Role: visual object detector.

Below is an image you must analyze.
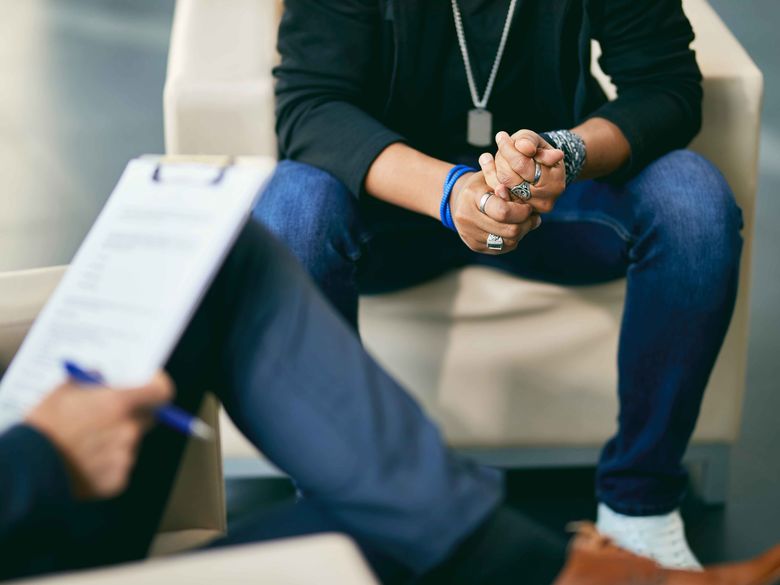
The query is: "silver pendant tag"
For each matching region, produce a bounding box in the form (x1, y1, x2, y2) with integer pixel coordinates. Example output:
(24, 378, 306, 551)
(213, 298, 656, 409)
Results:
(467, 108, 493, 147)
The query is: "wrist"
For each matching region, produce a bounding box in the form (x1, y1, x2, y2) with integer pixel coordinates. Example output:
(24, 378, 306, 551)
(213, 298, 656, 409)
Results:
(450, 172, 475, 211)
(440, 165, 476, 231)
(540, 129, 587, 186)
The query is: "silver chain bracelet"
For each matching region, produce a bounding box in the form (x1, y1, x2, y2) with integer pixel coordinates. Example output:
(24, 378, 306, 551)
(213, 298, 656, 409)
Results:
(540, 130, 587, 186)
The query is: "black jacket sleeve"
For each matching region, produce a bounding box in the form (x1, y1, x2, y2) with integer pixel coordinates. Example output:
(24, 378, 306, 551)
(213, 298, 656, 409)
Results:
(587, 0, 703, 181)
(274, 0, 404, 196)
(0, 425, 73, 548)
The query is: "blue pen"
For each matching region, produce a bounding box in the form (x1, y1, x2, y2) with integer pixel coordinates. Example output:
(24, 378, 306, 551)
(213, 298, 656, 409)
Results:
(64, 360, 214, 441)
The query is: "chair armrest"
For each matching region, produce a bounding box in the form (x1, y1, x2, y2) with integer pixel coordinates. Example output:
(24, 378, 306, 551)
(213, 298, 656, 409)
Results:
(9, 535, 379, 585)
(685, 0, 763, 211)
(163, 0, 280, 157)
(592, 0, 763, 211)
(0, 266, 66, 368)
(684, 0, 763, 438)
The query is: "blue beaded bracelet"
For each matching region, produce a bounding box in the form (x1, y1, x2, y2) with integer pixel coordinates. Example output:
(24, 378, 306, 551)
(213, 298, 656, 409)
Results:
(440, 164, 476, 231)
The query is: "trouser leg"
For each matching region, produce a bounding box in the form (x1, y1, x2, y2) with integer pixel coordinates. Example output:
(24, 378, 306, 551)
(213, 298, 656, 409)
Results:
(210, 220, 502, 574)
(33, 213, 480, 577)
(478, 150, 742, 514)
(252, 160, 368, 328)
(595, 151, 742, 514)
(206, 220, 566, 584)
(44, 215, 565, 580)
(252, 160, 470, 324)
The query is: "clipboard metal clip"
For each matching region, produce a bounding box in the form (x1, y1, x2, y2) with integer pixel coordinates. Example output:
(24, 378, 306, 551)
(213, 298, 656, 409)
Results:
(150, 155, 235, 186)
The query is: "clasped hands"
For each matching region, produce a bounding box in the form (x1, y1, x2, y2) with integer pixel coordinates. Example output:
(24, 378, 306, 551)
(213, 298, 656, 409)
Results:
(450, 130, 566, 254)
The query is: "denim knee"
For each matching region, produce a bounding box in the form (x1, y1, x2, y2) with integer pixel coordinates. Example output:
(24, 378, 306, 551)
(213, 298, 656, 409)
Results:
(628, 150, 743, 302)
(253, 160, 364, 269)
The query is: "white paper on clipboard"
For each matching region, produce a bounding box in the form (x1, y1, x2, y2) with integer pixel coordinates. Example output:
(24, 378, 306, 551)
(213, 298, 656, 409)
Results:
(0, 157, 274, 433)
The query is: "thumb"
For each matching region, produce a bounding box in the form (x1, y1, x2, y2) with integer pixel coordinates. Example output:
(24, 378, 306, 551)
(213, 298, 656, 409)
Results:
(534, 148, 565, 167)
(494, 184, 512, 202)
(118, 371, 175, 413)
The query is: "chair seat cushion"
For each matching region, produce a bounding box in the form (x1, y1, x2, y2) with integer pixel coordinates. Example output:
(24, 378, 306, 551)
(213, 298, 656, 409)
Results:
(358, 266, 741, 447)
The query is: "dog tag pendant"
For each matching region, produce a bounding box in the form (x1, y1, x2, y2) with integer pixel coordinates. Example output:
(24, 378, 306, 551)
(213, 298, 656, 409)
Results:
(467, 108, 493, 147)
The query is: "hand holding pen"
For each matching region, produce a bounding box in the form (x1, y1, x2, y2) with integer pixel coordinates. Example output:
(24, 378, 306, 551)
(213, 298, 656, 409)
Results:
(27, 370, 176, 499)
(64, 361, 214, 441)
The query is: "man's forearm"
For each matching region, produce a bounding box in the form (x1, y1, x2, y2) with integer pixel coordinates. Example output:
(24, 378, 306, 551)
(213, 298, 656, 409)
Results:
(0, 425, 74, 579)
(365, 118, 630, 219)
(0, 425, 72, 540)
(364, 142, 457, 220)
(571, 117, 631, 180)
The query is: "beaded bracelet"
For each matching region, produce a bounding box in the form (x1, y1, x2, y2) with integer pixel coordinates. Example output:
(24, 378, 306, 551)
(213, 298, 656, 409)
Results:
(539, 130, 587, 186)
(440, 164, 476, 231)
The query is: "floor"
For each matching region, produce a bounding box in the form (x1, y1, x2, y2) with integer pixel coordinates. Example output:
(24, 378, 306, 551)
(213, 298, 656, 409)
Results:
(0, 0, 777, 568)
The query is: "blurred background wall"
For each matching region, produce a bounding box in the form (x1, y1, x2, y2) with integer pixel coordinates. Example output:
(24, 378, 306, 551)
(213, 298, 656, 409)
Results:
(0, 0, 776, 561)
(0, 0, 173, 272)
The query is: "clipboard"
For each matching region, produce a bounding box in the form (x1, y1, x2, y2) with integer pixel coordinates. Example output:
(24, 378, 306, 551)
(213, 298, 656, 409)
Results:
(0, 155, 275, 433)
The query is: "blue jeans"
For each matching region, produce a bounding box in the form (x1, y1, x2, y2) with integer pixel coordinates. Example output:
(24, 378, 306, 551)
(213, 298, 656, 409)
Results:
(255, 150, 743, 516)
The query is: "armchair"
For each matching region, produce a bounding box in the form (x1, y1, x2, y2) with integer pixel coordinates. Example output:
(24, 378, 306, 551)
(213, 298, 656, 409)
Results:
(0, 0, 763, 576)
(163, 0, 763, 505)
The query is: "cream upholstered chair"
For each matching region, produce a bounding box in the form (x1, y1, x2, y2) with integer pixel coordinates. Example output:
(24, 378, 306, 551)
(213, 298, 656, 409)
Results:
(9, 535, 378, 585)
(0, 0, 762, 574)
(163, 0, 763, 504)
(0, 268, 66, 368)
(0, 267, 226, 556)
(164, 0, 764, 498)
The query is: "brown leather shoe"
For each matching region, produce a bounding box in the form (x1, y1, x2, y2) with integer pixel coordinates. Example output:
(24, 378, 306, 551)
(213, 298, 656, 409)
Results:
(553, 523, 780, 585)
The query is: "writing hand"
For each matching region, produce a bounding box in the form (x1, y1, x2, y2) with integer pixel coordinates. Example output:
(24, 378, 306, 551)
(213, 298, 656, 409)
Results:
(26, 372, 174, 500)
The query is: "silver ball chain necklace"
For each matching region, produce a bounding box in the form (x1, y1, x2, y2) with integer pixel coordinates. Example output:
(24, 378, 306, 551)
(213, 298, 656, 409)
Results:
(450, 0, 519, 147)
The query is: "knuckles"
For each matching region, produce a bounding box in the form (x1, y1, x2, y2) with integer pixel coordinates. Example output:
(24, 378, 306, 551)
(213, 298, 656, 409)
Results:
(493, 205, 511, 223)
(509, 158, 529, 176)
(533, 199, 555, 214)
(496, 170, 513, 185)
(505, 224, 523, 240)
(511, 129, 536, 142)
(516, 205, 533, 222)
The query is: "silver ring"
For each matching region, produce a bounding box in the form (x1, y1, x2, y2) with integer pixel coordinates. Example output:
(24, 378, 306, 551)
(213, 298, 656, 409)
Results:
(487, 233, 504, 251)
(532, 161, 542, 186)
(478, 192, 494, 215)
(510, 182, 532, 202)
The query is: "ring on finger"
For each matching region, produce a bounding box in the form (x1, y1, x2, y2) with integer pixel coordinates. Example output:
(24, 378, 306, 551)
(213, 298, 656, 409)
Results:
(532, 161, 542, 186)
(487, 233, 504, 251)
(510, 182, 532, 202)
(478, 192, 494, 215)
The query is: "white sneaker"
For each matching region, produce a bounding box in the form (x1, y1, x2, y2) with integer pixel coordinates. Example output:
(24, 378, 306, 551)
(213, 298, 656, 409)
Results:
(596, 502, 703, 570)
